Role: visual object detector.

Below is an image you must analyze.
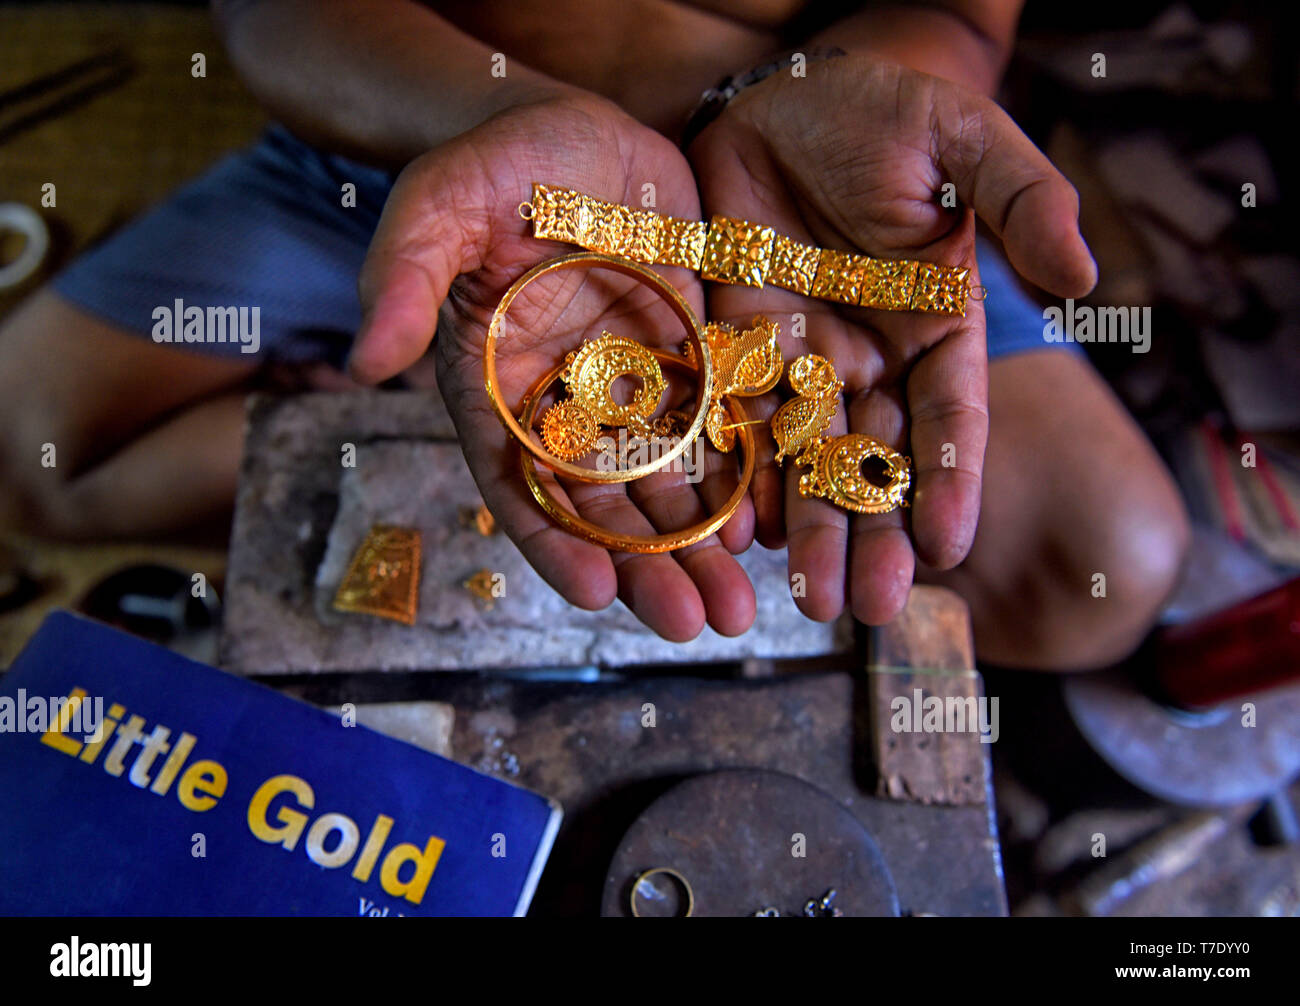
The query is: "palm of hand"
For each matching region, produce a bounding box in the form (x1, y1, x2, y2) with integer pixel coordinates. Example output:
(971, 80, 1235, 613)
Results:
(687, 57, 1089, 624)
(352, 96, 758, 641)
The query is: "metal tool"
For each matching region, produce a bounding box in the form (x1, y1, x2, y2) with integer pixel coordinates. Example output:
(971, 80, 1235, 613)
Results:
(602, 769, 900, 917)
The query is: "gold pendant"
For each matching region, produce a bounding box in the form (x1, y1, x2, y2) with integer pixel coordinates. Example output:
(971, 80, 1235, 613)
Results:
(332, 524, 421, 625)
(538, 331, 668, 459)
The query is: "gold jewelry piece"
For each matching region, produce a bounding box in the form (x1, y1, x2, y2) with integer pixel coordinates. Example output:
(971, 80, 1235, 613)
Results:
(797, 433, 912, 514)
(538, 332, 669, 461)
(770, 353, 844, 462)
(458, 504, 497, 536)
(520, 351, 755, 553)
(332, 524, 421, 625)
(771, 355, 913, 514)
(683, 315, 784, 452)
(520, 183, 973, 316)
(484, 253, 713, 483)
(463, 568, 500, 610)
(630, 867, 695, 917)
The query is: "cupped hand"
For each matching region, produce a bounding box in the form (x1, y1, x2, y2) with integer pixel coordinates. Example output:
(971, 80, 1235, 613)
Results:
(687, 55, 1096, 625)
(349, 94, 757, 641)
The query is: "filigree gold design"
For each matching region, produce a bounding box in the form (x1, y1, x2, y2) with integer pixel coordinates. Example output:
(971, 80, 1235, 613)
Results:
(540, 399, 600, 461)
(769, 235, 822, 295)
(685, 315, 784, 452)
(811, 249, 872, 305)
(700, 216, 775, 287)
(770, 354, 843, 462)
(332, 524, 421, 625)
(859, 258, 920, 311)
(535, 331, 669, 460)
(562, 333, 666, 436)
(463, 568, 500, 610)
(522, 184, 973, 315)
(656, 217, 707, 270)
(909, 263, 972, 315)
(769, 355, 913, 514)
(795, 434, 912, 514)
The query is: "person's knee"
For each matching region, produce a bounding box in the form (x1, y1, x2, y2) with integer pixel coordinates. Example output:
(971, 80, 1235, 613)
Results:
(0, 369, 72, 539)
(0, 398, 64, 538)
(0, 295, 97, 538)
(1022, 461, 1191, 670)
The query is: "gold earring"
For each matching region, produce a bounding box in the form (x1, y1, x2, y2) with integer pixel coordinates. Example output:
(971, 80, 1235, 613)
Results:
(770, 353, 843, 462)
(519, 349, 755, 553)
(538, 331, 669, 461)
(770, 354, 913, 514)
(797, 433, 912, 514)
(483, 253, 714, 484)
(684, 315, 784, 452)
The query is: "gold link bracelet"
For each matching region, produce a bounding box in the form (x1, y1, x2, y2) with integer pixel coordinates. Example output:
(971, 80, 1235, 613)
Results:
(520, 183, 975, 317)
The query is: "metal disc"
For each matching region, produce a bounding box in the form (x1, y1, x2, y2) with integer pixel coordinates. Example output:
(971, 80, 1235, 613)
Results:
(1064, 671, 1300, 807)
(601, 768, 899, 917)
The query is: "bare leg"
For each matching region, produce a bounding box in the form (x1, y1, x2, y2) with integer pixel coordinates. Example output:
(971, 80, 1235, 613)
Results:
(0, 290, 258, 539)
(919, 351, 1191, 670)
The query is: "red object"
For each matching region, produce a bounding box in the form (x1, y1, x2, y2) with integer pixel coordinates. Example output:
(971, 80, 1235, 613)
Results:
(1156, 577, 1300, 709)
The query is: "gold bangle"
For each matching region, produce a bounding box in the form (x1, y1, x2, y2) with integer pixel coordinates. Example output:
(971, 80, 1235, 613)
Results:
(520, 183, 973, 316)
(483, 252, 714, 484)
(519, 351, 755, 553)
(629, 867, 695, 917)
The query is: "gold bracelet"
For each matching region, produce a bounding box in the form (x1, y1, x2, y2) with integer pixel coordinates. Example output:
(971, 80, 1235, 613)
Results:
(483, 252, 714, 484)
(519, 350, 755, 553)
(519, 183, 973, 316)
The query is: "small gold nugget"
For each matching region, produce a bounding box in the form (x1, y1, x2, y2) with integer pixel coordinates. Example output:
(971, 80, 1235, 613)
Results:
(332, 524, 421, 625)
(458, 503, 497, 536)
(463, 568, 500, 610)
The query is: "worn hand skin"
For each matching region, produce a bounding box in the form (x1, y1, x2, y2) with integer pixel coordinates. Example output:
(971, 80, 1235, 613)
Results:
(349, 95, 759, 642)
(686, 54, 1096, 626)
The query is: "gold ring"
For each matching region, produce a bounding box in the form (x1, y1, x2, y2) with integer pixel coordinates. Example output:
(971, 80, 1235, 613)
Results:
(519, 350, 754, 553)
(630, 867, 695, 917)
(483, 252, 713, 484)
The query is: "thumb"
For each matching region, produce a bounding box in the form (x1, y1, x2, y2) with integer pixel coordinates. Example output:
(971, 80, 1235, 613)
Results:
(348, 148, 488, 384)
(936, 93, 1098, 298)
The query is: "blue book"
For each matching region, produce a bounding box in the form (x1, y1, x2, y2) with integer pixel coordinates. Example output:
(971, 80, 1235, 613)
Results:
(0, 612, 561, 916)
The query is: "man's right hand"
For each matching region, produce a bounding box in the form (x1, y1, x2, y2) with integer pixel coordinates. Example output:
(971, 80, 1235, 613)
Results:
(348, 95, 759, 641)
